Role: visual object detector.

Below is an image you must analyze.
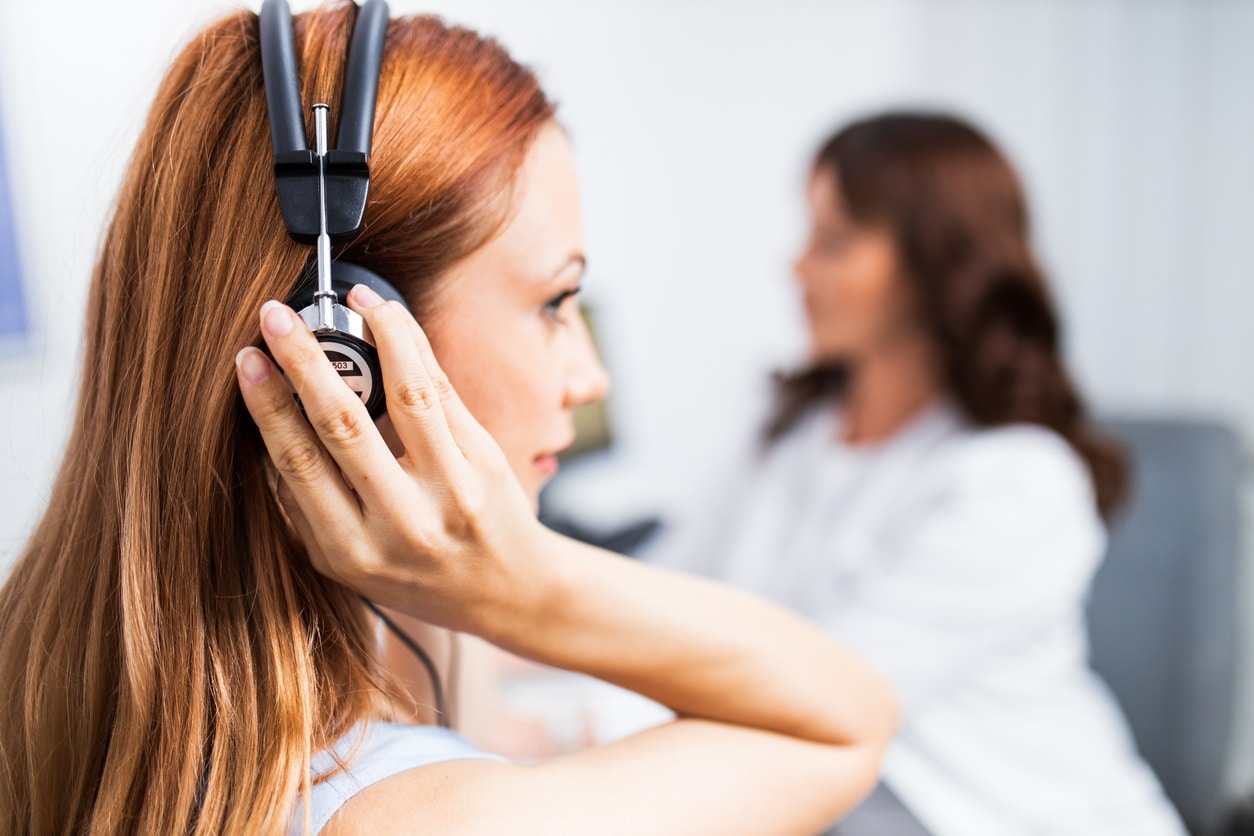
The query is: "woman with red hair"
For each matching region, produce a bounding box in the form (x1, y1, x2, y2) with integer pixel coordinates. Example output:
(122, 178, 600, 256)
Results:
(0, 4, 897, 834)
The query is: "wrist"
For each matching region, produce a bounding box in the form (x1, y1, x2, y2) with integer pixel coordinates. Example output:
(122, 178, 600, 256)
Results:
(471, 519, 573, 655)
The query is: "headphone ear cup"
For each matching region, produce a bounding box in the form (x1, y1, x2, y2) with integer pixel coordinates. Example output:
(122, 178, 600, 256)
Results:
(284, 259, 410, 420)
(333, 260, 412, 312)
(286, 259, 411, 314)
(305, 330, 386, 418)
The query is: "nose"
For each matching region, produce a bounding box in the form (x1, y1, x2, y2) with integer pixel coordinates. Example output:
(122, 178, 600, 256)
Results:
(792, 246, 812, 287)
(563, 315, 611, 409)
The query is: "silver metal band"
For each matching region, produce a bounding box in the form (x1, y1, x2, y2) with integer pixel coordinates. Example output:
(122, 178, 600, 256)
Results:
(312, 103, 336, 330)
(296, 303, 372, 341)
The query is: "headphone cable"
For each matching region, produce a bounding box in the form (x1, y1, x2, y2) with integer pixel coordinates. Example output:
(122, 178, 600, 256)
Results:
(361, 597, 450, 729)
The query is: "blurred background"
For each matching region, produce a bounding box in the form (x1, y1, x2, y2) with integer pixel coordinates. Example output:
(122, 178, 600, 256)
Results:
(1, 0, 1251, 827)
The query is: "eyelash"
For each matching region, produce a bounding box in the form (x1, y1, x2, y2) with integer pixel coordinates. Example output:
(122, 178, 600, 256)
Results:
(544, 287, 581, 321)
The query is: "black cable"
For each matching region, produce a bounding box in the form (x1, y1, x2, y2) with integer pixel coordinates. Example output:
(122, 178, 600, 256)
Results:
(361, 598, 449, 728)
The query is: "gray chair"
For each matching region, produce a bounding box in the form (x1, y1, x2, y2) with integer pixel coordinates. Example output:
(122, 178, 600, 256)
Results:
(1089, 418, 1244, 834)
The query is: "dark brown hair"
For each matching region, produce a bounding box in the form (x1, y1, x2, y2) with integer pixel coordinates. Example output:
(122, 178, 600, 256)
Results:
(0, 3, 553, 833)
(768, 112, 1127, 516)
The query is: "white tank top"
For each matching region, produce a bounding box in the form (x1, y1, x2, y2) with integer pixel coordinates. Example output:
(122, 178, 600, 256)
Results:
(288, 722, 506, 835)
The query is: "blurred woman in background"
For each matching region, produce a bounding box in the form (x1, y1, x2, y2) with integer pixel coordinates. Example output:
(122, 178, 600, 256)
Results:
(648, 112, 1186, 836)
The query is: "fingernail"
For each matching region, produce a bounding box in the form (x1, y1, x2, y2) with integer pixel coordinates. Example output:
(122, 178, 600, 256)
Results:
(261, 300, 294, 338)
(352, 283, 384, 308)
(236, 347, 271, 383)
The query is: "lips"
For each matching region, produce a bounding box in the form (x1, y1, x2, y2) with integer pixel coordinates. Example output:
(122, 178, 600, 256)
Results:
(533, 435, 575, 478)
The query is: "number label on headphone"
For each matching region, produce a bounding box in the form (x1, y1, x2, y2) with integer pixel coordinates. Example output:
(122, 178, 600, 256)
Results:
(323, 343, 374, 402)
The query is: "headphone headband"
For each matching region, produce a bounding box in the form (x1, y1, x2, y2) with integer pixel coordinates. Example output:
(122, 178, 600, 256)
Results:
(259, 0, 389, 245)
(258, 0, 407, 423)
(337, 0, 388, 157)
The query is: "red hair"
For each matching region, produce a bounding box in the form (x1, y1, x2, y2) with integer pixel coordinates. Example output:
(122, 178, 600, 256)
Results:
(0, 3, 554, 833)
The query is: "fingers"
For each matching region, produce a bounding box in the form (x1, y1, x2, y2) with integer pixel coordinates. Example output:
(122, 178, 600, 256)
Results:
(256, 300, 406, 503)
(400, 304, 498, 458)
(274, 474, 332, 578)
(234, 345, 361, 541)
(345, 285, 474, 471)
(347, 285, 495, 459)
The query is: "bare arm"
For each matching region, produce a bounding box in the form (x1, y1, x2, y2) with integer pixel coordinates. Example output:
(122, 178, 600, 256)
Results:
(325, 722, 882, 836)
(236, 291, 898, 834)
(490, 535, 894, 751)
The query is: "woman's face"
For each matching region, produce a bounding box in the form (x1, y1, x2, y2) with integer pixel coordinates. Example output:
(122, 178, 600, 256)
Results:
(793, 166, 918, 363)
(419, 122, 609, 507)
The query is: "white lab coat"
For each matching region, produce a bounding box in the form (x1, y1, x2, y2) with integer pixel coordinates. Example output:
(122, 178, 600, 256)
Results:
(645, 400, 1186, 836)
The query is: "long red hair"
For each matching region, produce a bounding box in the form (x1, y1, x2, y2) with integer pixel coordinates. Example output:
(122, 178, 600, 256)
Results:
(0, 4, 553, 833)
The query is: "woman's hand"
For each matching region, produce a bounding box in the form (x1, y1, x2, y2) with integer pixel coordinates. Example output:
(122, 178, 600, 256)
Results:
(237, 286, 899, 834)
(234, 286, 544, 635)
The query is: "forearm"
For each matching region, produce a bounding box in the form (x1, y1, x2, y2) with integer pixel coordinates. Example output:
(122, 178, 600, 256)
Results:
(238, 299, 895, 751)
(478, 528, 898, 749)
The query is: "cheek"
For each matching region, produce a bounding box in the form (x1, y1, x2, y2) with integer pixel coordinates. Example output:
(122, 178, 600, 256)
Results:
(803, 241, 909, 359)
(441, 347, 527, 440)
(843, 246, 892, 301)
(428, 323, 558, 480)
(802, 269, 858, 342)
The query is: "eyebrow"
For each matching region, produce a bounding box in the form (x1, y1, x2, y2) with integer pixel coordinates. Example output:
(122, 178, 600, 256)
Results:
(549, 252, 587, 281)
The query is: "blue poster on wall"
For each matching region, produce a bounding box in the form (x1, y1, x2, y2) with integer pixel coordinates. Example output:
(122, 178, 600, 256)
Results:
(0, 104, 27, 338)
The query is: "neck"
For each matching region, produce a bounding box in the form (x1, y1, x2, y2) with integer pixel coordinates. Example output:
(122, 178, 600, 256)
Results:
(840, 333, 943, 445)
(377, 606, 452, 727)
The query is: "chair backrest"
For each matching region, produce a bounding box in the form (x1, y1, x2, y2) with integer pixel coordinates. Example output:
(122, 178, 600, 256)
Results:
(1089, 418, 1244, 832)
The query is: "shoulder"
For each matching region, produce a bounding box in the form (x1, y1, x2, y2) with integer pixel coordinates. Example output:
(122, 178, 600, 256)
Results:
(297, 722, 505, 836)
(882, 423, 1107, 589)
(895, 421, 1106, 565)
(923, 422, 1097, 511)
(319, 757, 514, 836)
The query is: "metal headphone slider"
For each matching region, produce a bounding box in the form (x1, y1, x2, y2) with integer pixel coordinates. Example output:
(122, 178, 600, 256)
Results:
(306, 103, 377, 349)
(311, 103, 338, 333)
(302, 103, 379, 405)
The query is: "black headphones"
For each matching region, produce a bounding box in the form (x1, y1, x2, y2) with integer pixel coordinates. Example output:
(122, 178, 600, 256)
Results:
(259, 0, 408, 420)
(260, 2, 451, 727)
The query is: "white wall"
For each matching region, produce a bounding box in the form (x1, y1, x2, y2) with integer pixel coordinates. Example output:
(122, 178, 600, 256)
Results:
(2, 0, 1252, 788)
(3, 0, 1251, 537)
